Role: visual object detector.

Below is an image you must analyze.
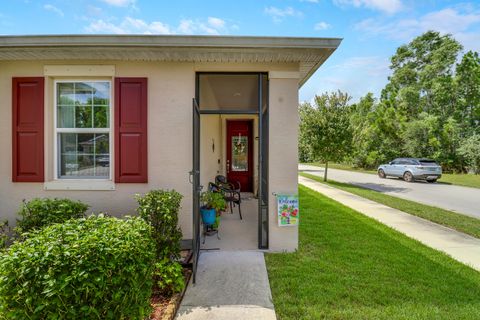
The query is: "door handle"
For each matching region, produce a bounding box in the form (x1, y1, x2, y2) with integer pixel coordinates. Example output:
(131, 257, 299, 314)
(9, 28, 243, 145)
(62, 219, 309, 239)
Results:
(226, 160, 230, 174)
(189, 170, 199, 184)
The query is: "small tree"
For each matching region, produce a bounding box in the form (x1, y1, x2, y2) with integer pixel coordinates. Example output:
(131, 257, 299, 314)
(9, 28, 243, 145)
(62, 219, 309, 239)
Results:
(300, 91, 352, 181)
(457, 134, 480, 174)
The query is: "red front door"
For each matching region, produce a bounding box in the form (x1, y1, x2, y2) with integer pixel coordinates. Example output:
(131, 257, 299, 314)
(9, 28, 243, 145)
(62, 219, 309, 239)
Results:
(226, 120, 253, 192)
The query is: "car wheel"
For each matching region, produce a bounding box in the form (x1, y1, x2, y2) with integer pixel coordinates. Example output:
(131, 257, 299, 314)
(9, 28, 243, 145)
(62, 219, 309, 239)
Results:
(378, 169, 386, 178)
(427, 179, 437, 183)
(403, 171, 414, 182)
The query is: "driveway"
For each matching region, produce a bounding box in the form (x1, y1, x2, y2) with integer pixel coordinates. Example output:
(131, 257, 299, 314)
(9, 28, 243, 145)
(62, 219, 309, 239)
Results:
(299, 164, 480, 219)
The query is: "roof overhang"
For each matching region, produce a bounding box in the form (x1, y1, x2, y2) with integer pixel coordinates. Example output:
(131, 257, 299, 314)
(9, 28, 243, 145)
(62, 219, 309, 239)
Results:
(0, 35, 342, 87)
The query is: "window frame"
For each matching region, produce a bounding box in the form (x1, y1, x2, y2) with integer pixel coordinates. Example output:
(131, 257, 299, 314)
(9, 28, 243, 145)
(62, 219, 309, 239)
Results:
(53, 79, 113, 181)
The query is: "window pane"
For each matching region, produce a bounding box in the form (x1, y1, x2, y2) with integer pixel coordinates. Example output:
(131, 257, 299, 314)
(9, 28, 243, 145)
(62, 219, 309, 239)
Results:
(93, 106, 109, 128)
(57, 82, 110, 129)
(60, 153, 78, 177)
(57, 105, 75, 128)
(74, 82, 93, 105)
(232, 136, 248, 171)
(59, 133, 109, 178)
(93, 82, 110, 105)
(95, 155, 110, 177)
(57, 83, 74, 106)
(94, 134, 109, 154)
(75, 106, 92, 128)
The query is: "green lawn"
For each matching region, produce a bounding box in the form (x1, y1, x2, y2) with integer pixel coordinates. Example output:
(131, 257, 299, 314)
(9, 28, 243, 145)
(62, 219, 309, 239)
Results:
(305, 162, 480, 189)
(439, 173, 480, 189)
(265, 186, 480, 320)
(300, 172, 480, 239)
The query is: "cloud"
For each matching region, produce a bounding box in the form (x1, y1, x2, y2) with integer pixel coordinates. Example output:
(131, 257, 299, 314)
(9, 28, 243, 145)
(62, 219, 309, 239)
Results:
(334, 0, 403, 14)
(264, 6, 303, 22)
(355, 7, 480, 42)
(84, 16, 231, 35)
(87, 5, 102, 16)
(207, 17, 225, 29)
(85, 17, 171, 34)
(85, 19, 127, 34)
(100, 0, 135, 7)
(420, 8, 480, 34)
(314, 21, 331, 30)
(300, 56, 391, 102)
(43, 4, 64, 17)
(329, 56, 390, 76)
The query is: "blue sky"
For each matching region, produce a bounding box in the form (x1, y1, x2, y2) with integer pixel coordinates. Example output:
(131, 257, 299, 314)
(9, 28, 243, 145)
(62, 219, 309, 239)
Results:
(1, 0, 480, 102)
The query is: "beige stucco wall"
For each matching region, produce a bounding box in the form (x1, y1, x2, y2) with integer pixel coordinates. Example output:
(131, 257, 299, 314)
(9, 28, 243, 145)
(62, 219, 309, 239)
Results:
(0, 60, 195, 238)
(0, 60, 299, 251)
(200, 115, 222, 189)
(268, 77, 299, 251)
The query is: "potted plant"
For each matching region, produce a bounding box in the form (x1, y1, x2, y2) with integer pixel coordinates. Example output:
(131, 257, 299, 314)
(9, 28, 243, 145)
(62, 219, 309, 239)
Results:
(200, 191, 226, 229)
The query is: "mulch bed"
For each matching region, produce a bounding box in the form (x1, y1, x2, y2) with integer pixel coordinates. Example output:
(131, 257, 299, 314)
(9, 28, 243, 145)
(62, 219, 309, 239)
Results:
(149, 250, 192, 320)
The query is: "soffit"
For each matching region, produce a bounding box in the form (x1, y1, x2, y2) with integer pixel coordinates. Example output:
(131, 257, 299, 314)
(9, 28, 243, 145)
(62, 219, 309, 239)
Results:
(0, 35, 342, 87)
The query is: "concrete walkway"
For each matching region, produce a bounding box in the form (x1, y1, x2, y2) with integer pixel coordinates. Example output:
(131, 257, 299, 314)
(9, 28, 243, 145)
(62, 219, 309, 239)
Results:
(176, 251, 276, 320)
(299, 175, 480, 271)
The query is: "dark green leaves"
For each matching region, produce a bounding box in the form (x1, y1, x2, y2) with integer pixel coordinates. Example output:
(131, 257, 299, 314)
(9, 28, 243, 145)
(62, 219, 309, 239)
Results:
(299, 91, 353, 166)
(135, 190, 184, 295)
(0, 215, 156, 319)
(16, 198, 89, 235)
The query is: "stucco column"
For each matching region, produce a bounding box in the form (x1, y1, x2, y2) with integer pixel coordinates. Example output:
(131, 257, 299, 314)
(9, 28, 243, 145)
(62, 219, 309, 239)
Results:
(268, 72, 300, 252)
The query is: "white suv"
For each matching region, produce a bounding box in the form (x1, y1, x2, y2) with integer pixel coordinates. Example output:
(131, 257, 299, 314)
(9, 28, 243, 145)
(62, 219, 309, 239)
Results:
(377, 158, 442, 183)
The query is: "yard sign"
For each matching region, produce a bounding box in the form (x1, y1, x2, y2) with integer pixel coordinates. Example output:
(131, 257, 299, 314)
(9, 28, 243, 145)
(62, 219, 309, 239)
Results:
(277, 194, 299, 226)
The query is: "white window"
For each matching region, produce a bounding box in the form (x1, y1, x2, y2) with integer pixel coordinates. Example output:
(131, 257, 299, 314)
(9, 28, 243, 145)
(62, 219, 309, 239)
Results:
(54, 81, 112, 180)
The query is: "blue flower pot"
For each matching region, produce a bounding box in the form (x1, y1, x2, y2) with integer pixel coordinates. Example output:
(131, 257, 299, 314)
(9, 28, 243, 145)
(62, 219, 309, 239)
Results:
(200, 208, 216, 226)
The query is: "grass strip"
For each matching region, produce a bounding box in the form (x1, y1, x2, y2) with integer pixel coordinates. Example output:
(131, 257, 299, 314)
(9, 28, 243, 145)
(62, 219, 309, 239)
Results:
(266, 185, 480, 320)
(300, 172, 480, 239)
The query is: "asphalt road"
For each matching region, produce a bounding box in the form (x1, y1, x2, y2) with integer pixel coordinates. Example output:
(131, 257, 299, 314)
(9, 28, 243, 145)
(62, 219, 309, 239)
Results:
(299, 164, 480, 219)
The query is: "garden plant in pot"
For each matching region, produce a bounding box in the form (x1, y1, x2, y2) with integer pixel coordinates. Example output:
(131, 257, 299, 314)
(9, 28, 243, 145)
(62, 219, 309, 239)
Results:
(200, 191, 227, 230)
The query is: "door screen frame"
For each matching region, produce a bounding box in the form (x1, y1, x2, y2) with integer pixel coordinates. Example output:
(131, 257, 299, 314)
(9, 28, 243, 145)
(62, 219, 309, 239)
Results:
(195, 72, 269, 249)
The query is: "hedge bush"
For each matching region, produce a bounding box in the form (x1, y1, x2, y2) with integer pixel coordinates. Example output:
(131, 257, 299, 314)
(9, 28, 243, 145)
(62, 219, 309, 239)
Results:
(16, 198, 89, 234)
(154, 258, 185, 296)
(0, 215, 156, 319)
(0, 220, 9, 249)
(136, 190, 184, 295)
(136, 190, 183, 260)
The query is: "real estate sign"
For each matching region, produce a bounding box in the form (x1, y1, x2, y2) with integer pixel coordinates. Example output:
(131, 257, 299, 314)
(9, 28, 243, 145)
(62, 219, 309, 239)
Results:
(277, 194, 299, 227)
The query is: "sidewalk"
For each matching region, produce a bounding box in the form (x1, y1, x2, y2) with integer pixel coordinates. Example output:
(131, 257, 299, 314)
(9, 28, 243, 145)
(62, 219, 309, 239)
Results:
(176, 251, 276, 320)
(299, 176, 480, 271)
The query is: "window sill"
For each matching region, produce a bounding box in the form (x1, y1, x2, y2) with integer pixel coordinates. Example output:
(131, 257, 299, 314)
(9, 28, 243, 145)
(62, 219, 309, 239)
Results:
(44, 180, 115, 191)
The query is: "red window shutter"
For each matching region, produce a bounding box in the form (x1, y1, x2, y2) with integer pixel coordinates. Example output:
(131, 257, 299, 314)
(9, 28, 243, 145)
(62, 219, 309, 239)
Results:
(115, 78, 148, 183)
(12, 77, 44, 182)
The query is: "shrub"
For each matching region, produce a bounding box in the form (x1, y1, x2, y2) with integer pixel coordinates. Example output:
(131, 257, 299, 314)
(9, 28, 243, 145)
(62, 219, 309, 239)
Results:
(458, 134, 480, 174)
(0, 215, 156, 319)
(136, 190, 184, 296)
(16, 198, 89, 234)
(0, 220, 9, 249)
(154, 258, 185, 296)
(136, 190, 183, 261)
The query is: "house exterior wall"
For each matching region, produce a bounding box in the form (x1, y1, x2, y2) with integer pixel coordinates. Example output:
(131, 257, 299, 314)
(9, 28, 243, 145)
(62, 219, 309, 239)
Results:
(1, 60, 195, 238)
(200, 115, 222, 189)
(268, 76, 299, 251)
(0, 60, 299, 250)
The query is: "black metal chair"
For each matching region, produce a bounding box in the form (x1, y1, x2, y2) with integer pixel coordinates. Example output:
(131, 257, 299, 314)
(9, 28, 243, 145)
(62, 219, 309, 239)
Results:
(213, 175, 242, 220)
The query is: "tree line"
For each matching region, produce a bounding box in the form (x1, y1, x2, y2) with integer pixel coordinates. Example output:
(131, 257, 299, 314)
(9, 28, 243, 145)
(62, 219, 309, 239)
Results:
(300, 31, 480, 176)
